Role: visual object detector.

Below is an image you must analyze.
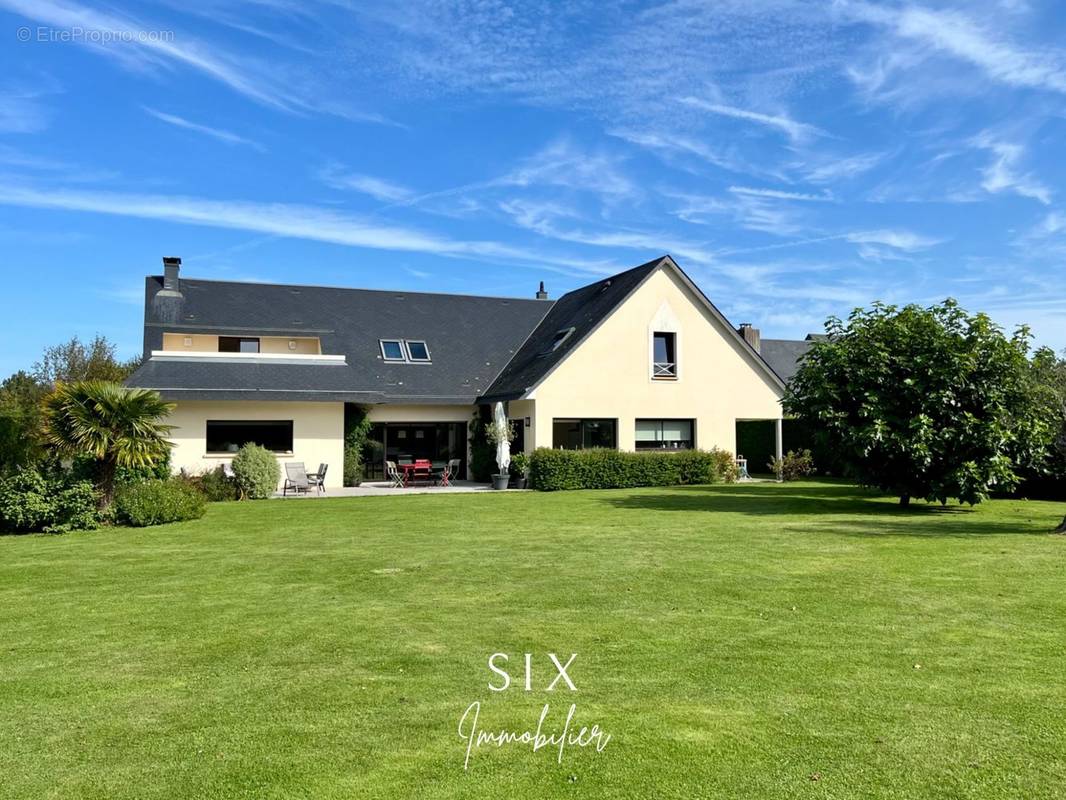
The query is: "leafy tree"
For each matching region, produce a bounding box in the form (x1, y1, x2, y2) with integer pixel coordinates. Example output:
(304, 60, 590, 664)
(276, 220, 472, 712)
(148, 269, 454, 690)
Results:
(784, 300, 1052, 507)
(0, 371, 48, 474)
(33, 335, 141, 386)
(42, 381, 174, 510)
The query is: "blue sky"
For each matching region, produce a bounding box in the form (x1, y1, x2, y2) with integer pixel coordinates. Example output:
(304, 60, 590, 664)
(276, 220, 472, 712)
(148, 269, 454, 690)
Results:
(2, 0, 1065, 376)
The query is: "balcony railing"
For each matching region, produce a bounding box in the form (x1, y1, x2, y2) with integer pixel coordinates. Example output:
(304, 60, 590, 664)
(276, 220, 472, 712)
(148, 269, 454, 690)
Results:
(653, 361, 677, 378)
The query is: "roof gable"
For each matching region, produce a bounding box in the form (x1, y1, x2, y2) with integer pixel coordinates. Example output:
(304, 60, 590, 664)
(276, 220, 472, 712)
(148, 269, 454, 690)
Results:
(483, 255, 785, 400)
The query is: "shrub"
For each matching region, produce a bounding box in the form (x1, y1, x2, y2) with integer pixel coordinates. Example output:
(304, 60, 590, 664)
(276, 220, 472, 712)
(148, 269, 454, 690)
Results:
(529, 448, 738, 491)
(190, 465, 239, 502)
(114, 478, 206, 526)
(231, 443, 280, 499)
(344, 405, 372, 487)
(469, 411, 496, 482)
(0, 466, 101, 533)
(509, 451, 530, 478)
(769, 449, 816, 482)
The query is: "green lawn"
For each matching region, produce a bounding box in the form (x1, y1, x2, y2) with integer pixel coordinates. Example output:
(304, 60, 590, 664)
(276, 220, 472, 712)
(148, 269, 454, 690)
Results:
(1, 481, 1064, 799)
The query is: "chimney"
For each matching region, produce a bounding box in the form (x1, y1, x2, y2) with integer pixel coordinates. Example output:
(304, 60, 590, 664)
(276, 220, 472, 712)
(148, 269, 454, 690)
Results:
(738, 322, 761, 353)
(536, 281, 548, 300)
(162, 256, 182, 295)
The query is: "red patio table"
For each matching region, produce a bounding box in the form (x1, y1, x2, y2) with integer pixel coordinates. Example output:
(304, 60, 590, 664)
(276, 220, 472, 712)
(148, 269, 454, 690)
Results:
(399, 460, 433, 487)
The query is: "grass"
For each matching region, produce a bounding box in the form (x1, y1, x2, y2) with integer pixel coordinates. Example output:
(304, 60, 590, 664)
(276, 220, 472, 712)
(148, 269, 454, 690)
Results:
(1, 480, 1064, 799)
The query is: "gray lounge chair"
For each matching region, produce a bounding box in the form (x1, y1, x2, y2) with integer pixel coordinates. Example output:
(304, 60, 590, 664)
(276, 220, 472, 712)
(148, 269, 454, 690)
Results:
(308, 463, 328, 494)
(283, 462, 310, 496)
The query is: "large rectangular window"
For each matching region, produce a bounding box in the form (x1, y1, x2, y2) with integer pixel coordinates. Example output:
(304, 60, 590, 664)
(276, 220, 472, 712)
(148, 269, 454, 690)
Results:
(219, 336, 260, 353)
(652, 331, 677, 379)
(206, 420, 293, 453)
(552, 418, 617, 450)
(635, 419, 694, 450)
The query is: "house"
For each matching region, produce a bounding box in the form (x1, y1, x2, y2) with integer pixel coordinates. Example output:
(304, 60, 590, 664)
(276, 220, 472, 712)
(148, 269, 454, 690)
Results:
(127, 255, 791, 488)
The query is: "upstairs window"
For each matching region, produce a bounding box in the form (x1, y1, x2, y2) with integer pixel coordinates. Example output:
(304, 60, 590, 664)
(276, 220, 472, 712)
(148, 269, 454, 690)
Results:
(405, 340, 431, 362)
(652, 332, 677, 379)
(219, 336, 260, 353)
(380, 339, 406, 361)
(380, 339, 432, 363)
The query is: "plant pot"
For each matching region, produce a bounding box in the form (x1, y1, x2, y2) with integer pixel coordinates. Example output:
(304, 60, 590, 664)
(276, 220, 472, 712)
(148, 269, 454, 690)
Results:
(491, 473, 510, 490)
(512, 476, 528, 490)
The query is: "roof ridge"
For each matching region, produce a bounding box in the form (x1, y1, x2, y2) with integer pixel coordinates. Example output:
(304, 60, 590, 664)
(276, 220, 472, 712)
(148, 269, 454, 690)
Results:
(159, 274, 556, 305)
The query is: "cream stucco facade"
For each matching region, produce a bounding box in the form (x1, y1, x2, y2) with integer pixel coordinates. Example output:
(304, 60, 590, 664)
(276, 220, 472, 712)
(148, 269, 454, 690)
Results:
(167, 400, 344, 489)
(513, 266, 783, 454)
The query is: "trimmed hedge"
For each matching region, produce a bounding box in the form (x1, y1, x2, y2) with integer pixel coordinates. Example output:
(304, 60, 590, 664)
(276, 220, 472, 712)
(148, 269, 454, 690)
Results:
(529, 447, 738, 491)
(114, 478, 206, 527)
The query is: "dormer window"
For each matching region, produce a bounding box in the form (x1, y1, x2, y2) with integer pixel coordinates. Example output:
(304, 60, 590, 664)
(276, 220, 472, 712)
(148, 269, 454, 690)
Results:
(380, 339, 432, 363)
(380, 339, 406, 361)
(541, 327, 575, 356)
(406, 340, 431, 362)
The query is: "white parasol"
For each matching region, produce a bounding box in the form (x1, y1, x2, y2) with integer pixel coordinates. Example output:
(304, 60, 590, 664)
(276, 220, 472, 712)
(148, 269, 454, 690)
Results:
(493, 401, 511, 474)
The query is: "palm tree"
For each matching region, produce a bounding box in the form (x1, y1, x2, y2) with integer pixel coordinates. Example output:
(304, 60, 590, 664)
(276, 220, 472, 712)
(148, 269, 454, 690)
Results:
(43, 381, 174, 510)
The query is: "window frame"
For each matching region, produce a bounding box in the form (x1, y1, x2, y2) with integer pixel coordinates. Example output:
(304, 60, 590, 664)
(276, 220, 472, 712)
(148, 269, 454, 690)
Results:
(634, 418, 695, 451)
(218, 336, 261, 354)
(551, 418, 618, 450)
(379, 339, 407, 362)
(652, 331, 678, 380)
(205, 420, 294, 455)
(405, 339, 432, 362)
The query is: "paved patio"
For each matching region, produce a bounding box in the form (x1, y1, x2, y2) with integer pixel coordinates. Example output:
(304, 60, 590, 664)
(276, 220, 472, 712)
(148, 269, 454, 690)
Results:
(273, 480, 518, 498)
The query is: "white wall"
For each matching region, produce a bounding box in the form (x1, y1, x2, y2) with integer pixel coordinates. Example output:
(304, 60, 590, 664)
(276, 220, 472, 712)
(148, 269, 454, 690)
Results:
(526, 266, 783, 454)
(166, 400, 345, 489)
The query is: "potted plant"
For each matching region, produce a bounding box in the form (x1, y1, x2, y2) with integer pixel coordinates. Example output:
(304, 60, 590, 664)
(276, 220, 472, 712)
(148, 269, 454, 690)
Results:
(485, 408, 516, 490)
(509, 452, 529, 489)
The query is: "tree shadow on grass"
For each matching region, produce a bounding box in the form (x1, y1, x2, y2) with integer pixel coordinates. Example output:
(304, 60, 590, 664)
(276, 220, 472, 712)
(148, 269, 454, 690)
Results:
(600, 482, 1055, 537)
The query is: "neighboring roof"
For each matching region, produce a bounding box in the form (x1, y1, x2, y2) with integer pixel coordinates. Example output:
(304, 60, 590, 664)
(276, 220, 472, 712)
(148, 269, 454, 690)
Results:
(760, 338, 816, 384)
(484, 255, 786, 400)
(482, 257, 664, 400)
(127, 276, 552, 403)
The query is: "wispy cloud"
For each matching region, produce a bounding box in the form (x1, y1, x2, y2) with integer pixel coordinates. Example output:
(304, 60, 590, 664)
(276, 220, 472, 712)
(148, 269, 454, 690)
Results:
(0, 182, 604, 276)
(0, 0, 393, 124)
(841, 1, 1066, 95)
(971, 132, 1051, 204)
(499, 198, 714, 266)
(143, 107, 265, 151)
(729, 186, 833, 202)
(0, 83, 55, 133)
(677, 96, 825, 141)
(608, 128, 758, 176)
(317, 165, 414, 202)
(845, 229, 942, 251)
(802, 152, 885, 184)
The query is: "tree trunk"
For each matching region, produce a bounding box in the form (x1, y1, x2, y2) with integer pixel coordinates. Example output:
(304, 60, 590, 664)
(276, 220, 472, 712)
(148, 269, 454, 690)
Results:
(1055, 514, 1066, 534)
(95, 458, 118, 512)
(899, 494, 910, 507)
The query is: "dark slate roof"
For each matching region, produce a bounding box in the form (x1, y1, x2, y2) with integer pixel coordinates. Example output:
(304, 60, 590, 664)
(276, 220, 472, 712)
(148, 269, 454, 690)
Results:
(482, 257, 664, 400)
(127, 276, 552, 403)
(760, 338, 816, 384)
